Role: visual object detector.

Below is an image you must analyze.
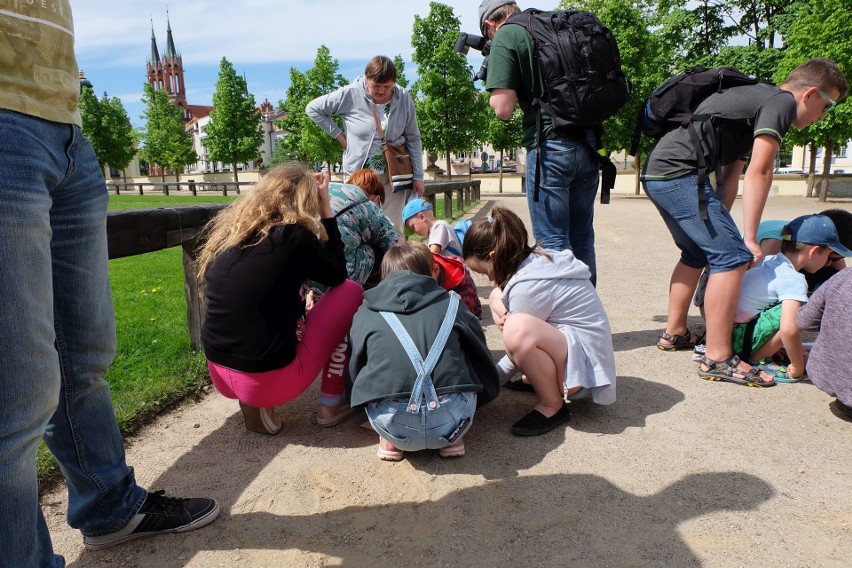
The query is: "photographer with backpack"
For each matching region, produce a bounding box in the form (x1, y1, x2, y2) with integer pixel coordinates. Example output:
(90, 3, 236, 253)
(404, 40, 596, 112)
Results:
(478, 1, 628, 287)
(641, 59, 847, 386)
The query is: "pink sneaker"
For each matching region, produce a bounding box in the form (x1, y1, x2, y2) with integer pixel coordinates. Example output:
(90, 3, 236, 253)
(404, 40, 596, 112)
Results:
(438, 438, 465, 458)
(376, 437, 404, 461)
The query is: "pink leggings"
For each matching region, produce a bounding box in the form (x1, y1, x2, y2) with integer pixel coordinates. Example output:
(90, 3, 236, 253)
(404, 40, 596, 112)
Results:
(207, 279, 363, 408)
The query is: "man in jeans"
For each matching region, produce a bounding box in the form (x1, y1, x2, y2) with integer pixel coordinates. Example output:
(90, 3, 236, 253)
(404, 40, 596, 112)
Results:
(480, 0, 601, 284)
(0, 4, 218, 566)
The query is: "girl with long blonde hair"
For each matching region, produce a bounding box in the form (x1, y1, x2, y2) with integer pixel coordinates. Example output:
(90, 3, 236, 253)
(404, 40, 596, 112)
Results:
(199, 163, 363, 434)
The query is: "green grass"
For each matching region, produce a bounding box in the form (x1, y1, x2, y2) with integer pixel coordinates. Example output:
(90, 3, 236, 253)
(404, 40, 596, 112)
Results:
(108, 194, 235, 211)
(37, 191, 478, 482)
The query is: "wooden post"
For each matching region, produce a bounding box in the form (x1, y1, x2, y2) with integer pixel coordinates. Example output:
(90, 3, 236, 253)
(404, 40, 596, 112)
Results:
(444, 191, 452, 219)
(188, 180, 197, 196)
(163, 183, 169, 196)
(137, 183, 144, 195)
(182, 240, 205, 350)
(222, 183, 228, 197)
(456, 189, 462, 215)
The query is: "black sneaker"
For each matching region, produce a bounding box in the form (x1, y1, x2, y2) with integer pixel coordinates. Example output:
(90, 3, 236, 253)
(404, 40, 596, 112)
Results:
(510, 403, 572, 436)
(83, 490, 220, 550)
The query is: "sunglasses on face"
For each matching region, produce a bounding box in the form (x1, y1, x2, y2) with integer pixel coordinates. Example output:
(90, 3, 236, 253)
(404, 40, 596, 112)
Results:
(803, 85, 837, 110)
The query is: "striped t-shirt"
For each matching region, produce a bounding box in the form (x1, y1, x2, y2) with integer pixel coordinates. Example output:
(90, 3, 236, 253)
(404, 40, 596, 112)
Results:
(0, 1, 80, 125)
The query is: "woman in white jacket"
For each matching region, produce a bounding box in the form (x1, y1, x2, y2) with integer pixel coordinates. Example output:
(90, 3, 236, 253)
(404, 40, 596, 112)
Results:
(307, 56, 424, 234)
(463, 207, 617, 437)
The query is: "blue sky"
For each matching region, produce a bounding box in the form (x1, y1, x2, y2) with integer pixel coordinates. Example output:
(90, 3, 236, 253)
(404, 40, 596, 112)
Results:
(71, 0, 496, 127)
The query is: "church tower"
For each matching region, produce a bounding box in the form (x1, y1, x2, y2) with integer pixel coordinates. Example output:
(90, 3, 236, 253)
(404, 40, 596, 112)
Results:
(146, 13, 188, 119)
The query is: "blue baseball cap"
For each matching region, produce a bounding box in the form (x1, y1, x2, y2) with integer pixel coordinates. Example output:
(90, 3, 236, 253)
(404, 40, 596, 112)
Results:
(782, 214, 852, 256)
(402, 198, 433, 235)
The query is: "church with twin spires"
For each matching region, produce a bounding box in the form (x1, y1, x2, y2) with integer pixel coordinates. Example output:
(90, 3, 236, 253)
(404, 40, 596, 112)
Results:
(144, 16, 283, 175)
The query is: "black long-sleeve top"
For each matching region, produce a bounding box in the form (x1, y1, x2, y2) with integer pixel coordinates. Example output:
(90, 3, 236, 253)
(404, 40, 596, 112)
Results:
(202, 218, 347, 372)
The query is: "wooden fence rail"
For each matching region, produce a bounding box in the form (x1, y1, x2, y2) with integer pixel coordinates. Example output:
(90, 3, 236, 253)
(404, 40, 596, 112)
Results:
(105, 179, 480, 349)
(106, 180, 253, 196)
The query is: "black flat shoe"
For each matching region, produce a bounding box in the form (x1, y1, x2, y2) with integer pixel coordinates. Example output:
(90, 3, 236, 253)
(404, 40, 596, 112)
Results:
(510, 404, 571, 436)
(503, 379, 535, 392)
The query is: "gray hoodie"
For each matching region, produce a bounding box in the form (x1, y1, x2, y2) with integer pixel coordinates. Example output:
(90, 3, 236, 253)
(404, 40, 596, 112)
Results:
(348, 271, 500, 408)
(499, 250, 617, 405)
(306, 76, 424, 180)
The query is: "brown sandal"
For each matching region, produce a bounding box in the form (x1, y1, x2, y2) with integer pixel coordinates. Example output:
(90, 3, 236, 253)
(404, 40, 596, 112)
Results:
(698, 354, 775, 387)
(657, 329, 699, 351)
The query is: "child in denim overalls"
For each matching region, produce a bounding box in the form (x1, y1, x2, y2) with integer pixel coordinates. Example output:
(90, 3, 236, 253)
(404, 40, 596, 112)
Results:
(348, 242, 500, 461)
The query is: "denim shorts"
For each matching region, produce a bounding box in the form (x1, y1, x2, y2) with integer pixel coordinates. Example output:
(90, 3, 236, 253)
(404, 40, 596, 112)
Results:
(643, 174, 752, 273)
(366, 391, 477, 451)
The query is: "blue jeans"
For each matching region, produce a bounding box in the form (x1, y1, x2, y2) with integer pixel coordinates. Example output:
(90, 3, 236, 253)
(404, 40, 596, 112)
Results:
(525, 134, 600, 284)
(366, 391, 477, 452)
(0, 110, 146, 568)
(643, 174, 752, 274)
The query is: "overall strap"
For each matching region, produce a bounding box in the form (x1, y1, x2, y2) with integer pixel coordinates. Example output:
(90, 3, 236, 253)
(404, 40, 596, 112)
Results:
(379, 292, 460, 413)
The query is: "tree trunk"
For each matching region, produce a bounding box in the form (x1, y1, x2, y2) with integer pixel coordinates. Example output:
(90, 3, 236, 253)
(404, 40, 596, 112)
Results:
(498, 149, 504, 194)
(175, 169, 181, 183)
(445, 152, 452, 180)
(634, 154, 641, 195)
(819, 140, 833, 202)
(232, 159, 239, 184)
(122, 169, 127, 184)
(806, 142, 817, 197)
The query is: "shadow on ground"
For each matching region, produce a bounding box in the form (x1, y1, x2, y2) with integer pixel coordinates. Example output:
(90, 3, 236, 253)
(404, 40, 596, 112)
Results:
(71, 471, 773, 567)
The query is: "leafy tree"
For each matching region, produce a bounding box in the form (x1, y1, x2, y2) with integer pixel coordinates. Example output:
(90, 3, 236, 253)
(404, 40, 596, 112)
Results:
(651, 0, 744, 71)
(204, 57, 265, 183)
(277, 45, 348, 171)
(412, 2, 486, 178)
(713, 44, 783, 82)
(394, 54, 410, 90)
(79, 87, 137, 179)
(102, 95, 138, 180)
(139, 83, 197, 181)
(78, 86, 106, 169)
(775, 0, 852, 200)
(482, 91, 523, 192)
(563, 0, 669, 191)
(728, 0, 793, 50)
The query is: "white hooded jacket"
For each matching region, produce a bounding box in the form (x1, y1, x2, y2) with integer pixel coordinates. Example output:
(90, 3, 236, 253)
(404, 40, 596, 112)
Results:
(498, 249, 617, 405)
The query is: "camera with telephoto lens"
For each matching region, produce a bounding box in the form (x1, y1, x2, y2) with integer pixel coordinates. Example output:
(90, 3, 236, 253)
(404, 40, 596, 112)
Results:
(455, 32, 491, 82)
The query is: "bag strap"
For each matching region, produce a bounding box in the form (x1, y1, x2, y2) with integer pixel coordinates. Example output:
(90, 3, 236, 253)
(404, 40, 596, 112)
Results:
(379, 292, 460, 413)
(369, 104, 387, 144)
(334, 197, 369, 219)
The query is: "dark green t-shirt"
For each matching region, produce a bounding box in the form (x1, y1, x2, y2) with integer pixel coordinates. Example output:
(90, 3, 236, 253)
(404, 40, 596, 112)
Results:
(485, 23, 552, 149)
(642, 83, 796, 180)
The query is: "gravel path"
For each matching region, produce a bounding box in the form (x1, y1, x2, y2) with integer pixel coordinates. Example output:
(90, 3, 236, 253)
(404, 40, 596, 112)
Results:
(46, 193, 852, 567)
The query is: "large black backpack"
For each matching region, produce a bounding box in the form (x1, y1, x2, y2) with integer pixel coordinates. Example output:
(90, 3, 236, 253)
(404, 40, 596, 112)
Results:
(507, 9, 628, 129)
(507, 9, 629, 203)
(629, 67, 759, 218)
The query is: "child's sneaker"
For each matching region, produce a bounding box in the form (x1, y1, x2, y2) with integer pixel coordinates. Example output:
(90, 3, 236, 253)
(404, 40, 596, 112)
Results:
(377, 437, 404, 461)
(83, 490, 220, 550)
(692, 342, 707, 362)
(438, 439, 465, 458)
